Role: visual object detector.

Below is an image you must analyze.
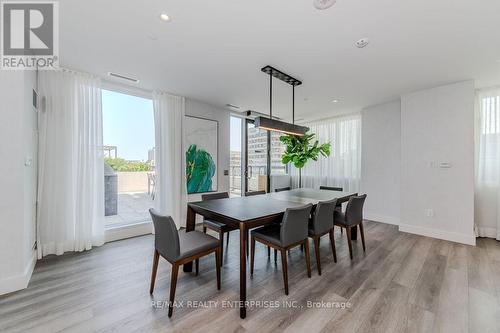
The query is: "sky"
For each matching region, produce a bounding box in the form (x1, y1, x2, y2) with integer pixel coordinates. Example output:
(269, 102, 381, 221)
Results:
(230, 116, 242, 151)
(102, 89, 154, 161)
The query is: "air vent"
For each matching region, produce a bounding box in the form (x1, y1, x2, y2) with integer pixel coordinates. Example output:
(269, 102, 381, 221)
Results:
(107, 72, 140, 83)
(226, 104, 240, 109)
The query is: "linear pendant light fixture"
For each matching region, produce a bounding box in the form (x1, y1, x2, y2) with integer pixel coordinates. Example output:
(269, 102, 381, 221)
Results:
(254, 65, 309, 136)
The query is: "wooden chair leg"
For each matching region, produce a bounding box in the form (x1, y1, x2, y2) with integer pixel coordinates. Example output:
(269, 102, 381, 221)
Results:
(195, 259, 199, 276)
(250, 236, 256, 275)
(346, 226, 353, 260)
(304, 239, 312, 278)
(226, 231, 230, 245)
(219, 230, 224, 265)
(150, 250, 159, 294)
(168, 263, 179, 317)
(267, 246, 271, 258)
(359, 222, 366, 252)
(340, 227, 343, 235)
(274, 249, 278, 264)
(329, 229, 337, 263)
(300, 244, 304, 252)
(280, 249, 289, 295)
(313, 236, 321, 275)
(203, 226, 207, 233)
(215, 248, 221, 290)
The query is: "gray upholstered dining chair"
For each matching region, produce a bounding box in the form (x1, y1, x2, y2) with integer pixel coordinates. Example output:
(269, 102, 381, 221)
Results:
(309, 199, 337, 275)
(250, 204, 313, 295)
(149, 209, 221, 317)
(244, 190, 266, 196)
(334, 194, 367, 260)
(202, 192, 237, 263)
(319, 185, 345, 233)
(275, 186, 291, 192)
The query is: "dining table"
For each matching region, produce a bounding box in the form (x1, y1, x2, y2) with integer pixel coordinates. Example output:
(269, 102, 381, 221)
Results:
(183, 188, 358, 319)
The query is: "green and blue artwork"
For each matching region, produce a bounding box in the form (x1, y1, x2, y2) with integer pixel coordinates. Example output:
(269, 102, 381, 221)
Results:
(186, 144, 216, 194)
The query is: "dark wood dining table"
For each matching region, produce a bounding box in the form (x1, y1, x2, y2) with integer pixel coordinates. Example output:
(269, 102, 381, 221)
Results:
(184, 188, 357, 319)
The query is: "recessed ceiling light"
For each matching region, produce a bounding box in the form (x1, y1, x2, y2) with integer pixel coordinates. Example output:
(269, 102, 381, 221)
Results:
(332, 99, 339, 103)
(159, 13, 170, 22)
(313, 0, 336, 10)
(355, 38, 369, 48)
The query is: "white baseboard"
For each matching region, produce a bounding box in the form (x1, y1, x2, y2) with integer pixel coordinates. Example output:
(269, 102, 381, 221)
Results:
(364, 213, 400, 226)
(475, 226, 498, 239)
(0, 250, 37, 296)
(399, 223, 476, 246)
(105, 221, 153, 243)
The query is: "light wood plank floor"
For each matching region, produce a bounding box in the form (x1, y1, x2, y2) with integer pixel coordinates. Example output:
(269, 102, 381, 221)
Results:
(1, 221, 499, 333)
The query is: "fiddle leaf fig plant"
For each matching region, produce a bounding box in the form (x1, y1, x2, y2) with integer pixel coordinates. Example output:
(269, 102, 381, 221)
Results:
(280, 132, 331, 188)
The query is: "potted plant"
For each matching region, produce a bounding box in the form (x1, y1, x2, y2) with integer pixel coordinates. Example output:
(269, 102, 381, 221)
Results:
(280, 132, 331, 188)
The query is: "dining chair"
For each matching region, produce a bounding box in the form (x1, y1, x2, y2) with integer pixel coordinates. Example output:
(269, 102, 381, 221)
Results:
(250, 204, 313, 295)
(149, 209, 221, 317)
(309, 199, 337, 275)
(275, 186, 291, 192)
(244, 190, 266, 196)
(334, 194, 367, 260)
(319, 185, 343, 191)
(202, 192, 237, 263)
(319, 185, 344, 233)
(244, 190, 273, 257)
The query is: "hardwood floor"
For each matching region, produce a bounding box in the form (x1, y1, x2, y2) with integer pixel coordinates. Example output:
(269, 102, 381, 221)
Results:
(1, 221, 499, 333)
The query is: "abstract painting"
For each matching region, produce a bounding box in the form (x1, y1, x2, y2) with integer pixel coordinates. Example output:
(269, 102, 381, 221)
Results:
(185, 116, 218, 194)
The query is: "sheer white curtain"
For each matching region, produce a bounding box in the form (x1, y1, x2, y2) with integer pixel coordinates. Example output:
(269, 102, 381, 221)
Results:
(290, 114, 361, 192)
(153, 91, 187, 229)
(475, 87, 500, 240)
(37, 69, 104, 258)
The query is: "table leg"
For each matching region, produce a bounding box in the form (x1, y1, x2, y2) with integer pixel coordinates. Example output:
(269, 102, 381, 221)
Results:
(239, 223, 247, 319)
(183, 206, 196, 272)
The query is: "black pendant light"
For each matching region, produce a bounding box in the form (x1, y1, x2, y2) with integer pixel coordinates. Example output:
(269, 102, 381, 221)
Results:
(254, 66, 309, 136)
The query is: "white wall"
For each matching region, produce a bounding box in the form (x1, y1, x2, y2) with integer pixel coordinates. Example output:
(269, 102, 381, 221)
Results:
(400, 81, 475, 245)
(361, 100, 401, 225)
(185, 98, 230, 203)
(0, 70, 37, 295)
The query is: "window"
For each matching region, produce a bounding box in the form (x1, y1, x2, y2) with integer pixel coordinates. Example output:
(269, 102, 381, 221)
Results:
(477, 90, 500, 185)
(102, 89, 155, 228)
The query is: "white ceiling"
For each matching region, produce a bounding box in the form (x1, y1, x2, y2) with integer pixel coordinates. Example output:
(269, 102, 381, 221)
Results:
(60, 0, 500, 122)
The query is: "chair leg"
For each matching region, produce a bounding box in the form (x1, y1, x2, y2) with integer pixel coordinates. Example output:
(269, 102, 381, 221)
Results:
(226, 231, 230, 246)
(250, 236, 256, 275)
(274, 249, 278, 264)
(219, 230, 224, 265)
(340, 226, 343, 235)
(304, 239, 312, 278)
(313, 236, 321, 275)
(215, 248, 221, 290)
(359, 222, 366, 252)
(300, 244, 304, 252)
(195, 259, 199, 276)
(168, 263, 179, 317)
(280, 249, 289, 295)
(150, 250, 159, 294)
(203, 226, 207, 233)
(346, 226, 353, 260)
(267, 246, 271, 258)
(329, 229, 337, 263)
